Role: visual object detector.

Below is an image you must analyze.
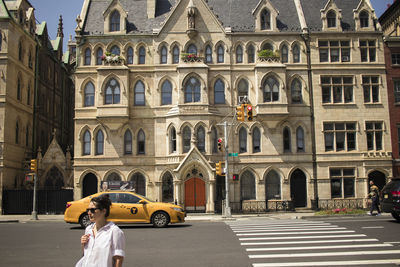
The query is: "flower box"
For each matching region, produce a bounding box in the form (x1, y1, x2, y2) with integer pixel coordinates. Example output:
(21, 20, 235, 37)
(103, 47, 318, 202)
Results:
(181, 53, 203, 63)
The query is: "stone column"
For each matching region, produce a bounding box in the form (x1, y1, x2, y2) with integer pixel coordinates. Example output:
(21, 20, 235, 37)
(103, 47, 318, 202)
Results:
(206, 180, 215, 213)
(174, 180, 181, 205)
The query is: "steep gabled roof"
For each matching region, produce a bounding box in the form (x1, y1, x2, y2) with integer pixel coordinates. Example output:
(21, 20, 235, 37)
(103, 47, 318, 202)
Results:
(0, 0, 11, 18)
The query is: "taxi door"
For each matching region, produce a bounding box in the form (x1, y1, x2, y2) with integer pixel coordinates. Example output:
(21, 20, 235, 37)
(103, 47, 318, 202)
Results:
(105, 193, 121, 221)
(116, 193, 149, 223)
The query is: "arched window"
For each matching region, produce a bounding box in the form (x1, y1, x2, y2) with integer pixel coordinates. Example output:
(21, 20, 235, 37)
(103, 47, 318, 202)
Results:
(161, 80, 172, 105)
(239, 127, 247, 153)
(205, 45, 212, 63)
(95, 130, 104, 155)
(241, 171, 256, 200)
(293, 44, 300, 63)
(137, 129, 145, 154)
(360, 11, 369, 28)
(187, 44, 197, 54)
(169, 127, 177, 153)
(196, 126, 205, 152)
(236, 45, 243, 63)
(124, 130, 132, 154)
(18, 41, 23, 61)
(110, 10, 120, 32)
(139, 46, 146, 64)
(296, 126, 305, 152)
(84, 47, 91, 65)
(248, 45, 255, 63)
(17, 77, 21, 101)
(211, 126, 218, 153)
(160, 46, 167, 64)
(217, 45, 224, 63)
(107, 172, 121, 182)
(104, 79, 120, 104)
(263, 76, 279, 102)
(84, 82, 95, 107)
(291, 78, 302, 104)
(134, 80, 145, 106)
(281, 45, 288, 63)
(262, 43, 273, 51)
(184, 77, 201, 103)
(261, 9, 271, 30)
(283, 127, 291, 152)
(182, 126, 191, 153)
(162, 172, 174, 203)
(327, 10, 336, 28)
(214, 79, 225, 104)
(238, 79, 249, 103)
(253, 127, 261, 153)
(266, 171, 281, 200)
(83, 130, 91, 155)
(173, 45, 180, 64)
(96, 48, 103, 65)
(130, 173, 146, 196)
(110, 45, 120, 55)
(15, 122, 19, 144)
(127, 47, 133, 64)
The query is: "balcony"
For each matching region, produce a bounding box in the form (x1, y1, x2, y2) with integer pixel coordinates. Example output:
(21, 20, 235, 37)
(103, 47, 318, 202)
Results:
(257, 49, 281, 63)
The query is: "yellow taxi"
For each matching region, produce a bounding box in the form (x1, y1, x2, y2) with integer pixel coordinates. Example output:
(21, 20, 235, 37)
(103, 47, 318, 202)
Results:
(64, 191, 186, 228)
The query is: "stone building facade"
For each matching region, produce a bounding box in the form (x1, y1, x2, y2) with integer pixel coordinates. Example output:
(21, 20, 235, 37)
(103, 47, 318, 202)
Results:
(380, 0, 400, 177)
(73, 0, 392, 213)
(0, 0, 74, 213)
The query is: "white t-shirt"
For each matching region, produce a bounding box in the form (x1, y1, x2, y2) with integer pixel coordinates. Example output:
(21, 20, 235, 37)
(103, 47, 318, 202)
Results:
(76, 222, 125, 267)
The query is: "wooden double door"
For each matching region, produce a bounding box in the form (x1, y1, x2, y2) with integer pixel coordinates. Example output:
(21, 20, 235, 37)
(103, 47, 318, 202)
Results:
(184, 178, 206, 212)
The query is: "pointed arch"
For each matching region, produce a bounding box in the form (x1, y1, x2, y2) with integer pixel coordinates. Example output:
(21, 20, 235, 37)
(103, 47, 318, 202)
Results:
(260, 8, 271, 30)
(239, 126, 248, 153)
(134, 80, 146, 106)
(265, 169, 281, 200)
(283, 126, 291, 153)
(182, 125, 192, 153)
(240, 169, 256, 200)
(137, 129, 145, 154)
(124, 129, 133, 155)
(161, 171, 174, 202)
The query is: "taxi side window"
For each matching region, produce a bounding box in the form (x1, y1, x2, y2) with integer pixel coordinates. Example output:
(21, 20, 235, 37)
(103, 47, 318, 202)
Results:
(106, 193, 118, 203)
(119, 193, 141, 204)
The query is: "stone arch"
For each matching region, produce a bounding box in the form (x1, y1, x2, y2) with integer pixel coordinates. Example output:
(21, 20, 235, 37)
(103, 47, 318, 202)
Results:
(181, 72, 206, 90)
(239, 168, 258, 200)
(101, 73, 126, 95)
(78, 77, 96, 94)
(260, 39, 275, 51)
(128, 170, 148, 196)
(161, 171, 174, 203)
(157, 75, 177, 92)
(104, 169, 125, 181)
(82, 172, 98, 197)
(367, 170, 387, 191)
(43, 165, 65, 189)
(264, 169, 282, 200)
(290, 168, 307, 207)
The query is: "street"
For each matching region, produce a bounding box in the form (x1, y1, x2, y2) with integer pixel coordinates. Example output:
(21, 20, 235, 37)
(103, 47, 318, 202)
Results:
(0, 216, 399, 267)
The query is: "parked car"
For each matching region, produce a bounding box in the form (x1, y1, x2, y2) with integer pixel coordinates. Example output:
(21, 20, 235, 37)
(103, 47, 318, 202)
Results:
(64, 191, 186, 228)
(380, 178, 400, 221)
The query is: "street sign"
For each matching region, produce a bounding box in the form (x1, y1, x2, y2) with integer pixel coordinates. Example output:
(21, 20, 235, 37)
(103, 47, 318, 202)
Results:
(228, 153, 238, 157)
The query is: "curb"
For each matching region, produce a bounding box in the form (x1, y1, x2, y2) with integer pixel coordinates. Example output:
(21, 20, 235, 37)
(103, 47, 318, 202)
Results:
(0, 220, 19, 223)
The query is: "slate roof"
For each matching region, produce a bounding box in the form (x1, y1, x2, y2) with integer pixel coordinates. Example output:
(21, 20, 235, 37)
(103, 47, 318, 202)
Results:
(82, 0, 367, 35)
(301, 0, 363, 32)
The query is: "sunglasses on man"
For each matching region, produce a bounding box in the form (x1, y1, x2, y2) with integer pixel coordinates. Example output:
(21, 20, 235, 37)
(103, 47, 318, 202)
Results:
(86, 208, 101, 213)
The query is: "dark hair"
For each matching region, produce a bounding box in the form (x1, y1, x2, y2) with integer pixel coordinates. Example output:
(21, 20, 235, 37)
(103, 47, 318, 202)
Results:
(91, 194, 112, 217)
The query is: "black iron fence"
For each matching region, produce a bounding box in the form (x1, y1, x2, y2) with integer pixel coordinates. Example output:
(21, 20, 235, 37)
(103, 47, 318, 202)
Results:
(2, 189, 73, 215)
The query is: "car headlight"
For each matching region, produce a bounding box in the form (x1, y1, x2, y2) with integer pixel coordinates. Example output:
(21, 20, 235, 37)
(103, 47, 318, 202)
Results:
(171, 207, 183, 212)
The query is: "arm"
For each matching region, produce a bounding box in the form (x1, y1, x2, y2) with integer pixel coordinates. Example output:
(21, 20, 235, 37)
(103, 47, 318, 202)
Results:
(80, 234, 90, 254)
(113, 256, 124, 267)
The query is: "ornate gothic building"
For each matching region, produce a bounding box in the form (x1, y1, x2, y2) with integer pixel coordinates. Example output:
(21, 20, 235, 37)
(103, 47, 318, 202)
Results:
(73, 0, 392, 213)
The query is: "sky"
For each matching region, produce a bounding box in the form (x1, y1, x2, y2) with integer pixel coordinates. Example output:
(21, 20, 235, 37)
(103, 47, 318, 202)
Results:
(29, 0, 395, 53)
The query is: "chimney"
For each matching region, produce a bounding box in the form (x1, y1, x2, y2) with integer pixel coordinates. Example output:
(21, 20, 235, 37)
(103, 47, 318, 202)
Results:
(147, 0, 156, 19)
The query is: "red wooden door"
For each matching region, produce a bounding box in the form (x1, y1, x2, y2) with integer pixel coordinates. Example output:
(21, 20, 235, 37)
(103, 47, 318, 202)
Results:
(184, 178, 206, 211)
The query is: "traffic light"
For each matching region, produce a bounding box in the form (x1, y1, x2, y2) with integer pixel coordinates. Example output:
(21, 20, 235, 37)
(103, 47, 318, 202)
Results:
(30, 159, 37, 173)
(232, 174, 239, 181)
(215, 161, 225, 176)
(246, 104, 253, 121)
(236, 104, 245, 122)
(217, 138, 223, 151)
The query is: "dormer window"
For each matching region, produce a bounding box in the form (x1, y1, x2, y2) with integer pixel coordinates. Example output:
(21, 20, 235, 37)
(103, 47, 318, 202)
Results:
(360, 11, 369, 28)
(110, 11, 120, 32)
(327, 10, 336, 28)
(261, 9, 271, 30)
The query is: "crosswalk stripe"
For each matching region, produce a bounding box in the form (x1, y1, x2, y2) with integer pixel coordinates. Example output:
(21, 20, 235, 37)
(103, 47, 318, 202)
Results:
(240, 234, 366, 242)
(246, 243, 392, 251)
(233, 227, 345, 233)
(241, 238, 378, 246)
(249, 249, 400, 259)
(237, 230, 354, 236)
(227, 221, 327, 227)
(252, 259, 400, 267)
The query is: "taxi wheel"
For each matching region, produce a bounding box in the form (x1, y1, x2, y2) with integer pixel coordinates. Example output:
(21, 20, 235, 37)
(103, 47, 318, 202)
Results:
(79, 213, 91, 228)
(152, 211, 170, 228)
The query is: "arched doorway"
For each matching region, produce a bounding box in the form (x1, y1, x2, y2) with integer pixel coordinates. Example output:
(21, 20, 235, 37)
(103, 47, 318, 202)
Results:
(368, 171, 386, 191)
(162, 172, 174, 203)
(82, 173, 98, 197)
(240, 171, 256, 201)
(44, 166, 64, 189)
(290, 169, 307, 208)
(185, 177, 205, 212)
(130, 172, 146, 196)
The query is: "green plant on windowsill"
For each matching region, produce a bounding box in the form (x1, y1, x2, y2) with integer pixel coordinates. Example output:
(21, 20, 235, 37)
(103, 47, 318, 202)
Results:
(257, 49, 280, 61)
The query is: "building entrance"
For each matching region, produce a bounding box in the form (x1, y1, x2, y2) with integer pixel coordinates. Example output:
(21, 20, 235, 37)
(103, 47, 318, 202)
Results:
(290, 169, 307, 208)
(184, 178, 205, 212)
(82, 173, 97, 198)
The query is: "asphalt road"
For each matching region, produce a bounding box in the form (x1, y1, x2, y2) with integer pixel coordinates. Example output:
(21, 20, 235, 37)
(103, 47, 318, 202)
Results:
(0, 216, 398, 267)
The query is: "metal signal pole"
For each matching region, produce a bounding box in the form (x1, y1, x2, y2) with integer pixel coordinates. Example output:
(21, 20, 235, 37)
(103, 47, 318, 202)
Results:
(224, 121, 231, 218)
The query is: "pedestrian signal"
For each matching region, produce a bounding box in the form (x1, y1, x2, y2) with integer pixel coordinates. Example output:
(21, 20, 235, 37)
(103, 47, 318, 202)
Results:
(236, 104, 245, 122)
(232, 174, 239, 181)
